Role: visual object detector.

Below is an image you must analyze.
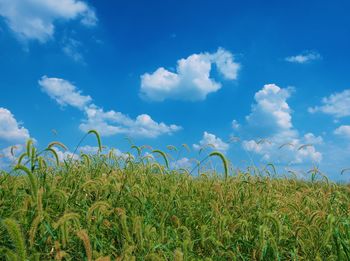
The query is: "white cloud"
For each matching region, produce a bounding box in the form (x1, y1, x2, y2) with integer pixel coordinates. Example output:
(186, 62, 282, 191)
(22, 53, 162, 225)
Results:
(110, 148, 129, 159)
(285, 51, 321, 64)
(1, 145, 20, 160)
(0, 0, 97, 42)
(51, 147, 78, 162)
(210, 48, 240, 80)
(39, 76, 92, 109)
(303, 133, 323, 145)
(0, 144, 23, 169)
(231, 120, 240, 130)
(40, 76, 182, 138)
(79, 145, 100, 154)
(79, 105, 181, 138)
(0, 108, 32, 169)
(0, 108, 31, 143)
(171, 157, 193, 169)
(193, 131, 229, 153)
(294, 141, 322, 164)
(242, 133, 323, 165)
(308, 89, 350, 118)
(62, 37, 84, 63)
(334, 125, 350, 139)
(79, 7, 97, 27)
(78, 145, 128, 160)
(246, 84, 294, 135)
(140, 47, 240, 101)
(240, 84, 322, 164)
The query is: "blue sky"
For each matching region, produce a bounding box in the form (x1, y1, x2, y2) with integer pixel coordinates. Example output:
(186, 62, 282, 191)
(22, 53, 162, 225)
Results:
(1, 0, 350, 180)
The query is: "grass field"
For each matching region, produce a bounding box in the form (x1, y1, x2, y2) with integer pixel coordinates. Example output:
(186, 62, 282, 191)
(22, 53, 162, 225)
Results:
(1, 131, 350, 260)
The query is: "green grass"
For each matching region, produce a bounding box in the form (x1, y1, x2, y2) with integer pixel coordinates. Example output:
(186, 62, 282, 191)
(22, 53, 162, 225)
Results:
(1, 133, 350, 260)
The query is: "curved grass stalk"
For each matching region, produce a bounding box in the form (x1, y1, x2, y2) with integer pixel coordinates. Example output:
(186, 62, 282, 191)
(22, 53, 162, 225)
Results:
(26, 139, 34, 158)
(198, 143, 215, 155)
(81, 153, 91, 168)
(1, 218, 26, 261)
(68, 130, 103, 169)
(87, 130, 102, 153)
(29, 214, 44, 247)
(17, 152, 27, 165)
(264, 163, 277, 176)
(209, 151, 229, 181)
(45, 148, 60, 166)
(76, 230, 92, 261)
(262, 214, 281, 242)
(131, 145, 142, 157)
(166, 145, 178, 152)
(152, 150, 169, 169)
(48, 141, 68, 151)
(87, 201, 111, 223)
(341, 168, 350, 175)
(14, 164, 38, 200)
(53, 213, 80, 230)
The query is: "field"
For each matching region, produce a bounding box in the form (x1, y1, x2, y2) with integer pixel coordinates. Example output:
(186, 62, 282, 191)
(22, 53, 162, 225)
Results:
(1, 131, 350, 260)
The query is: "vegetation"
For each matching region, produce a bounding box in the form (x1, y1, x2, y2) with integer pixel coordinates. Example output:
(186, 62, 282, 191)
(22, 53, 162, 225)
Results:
(0, 131, 350, 260)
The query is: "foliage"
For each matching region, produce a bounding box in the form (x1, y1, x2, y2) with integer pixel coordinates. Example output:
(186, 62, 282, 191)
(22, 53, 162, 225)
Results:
(0, 131, 350, 260)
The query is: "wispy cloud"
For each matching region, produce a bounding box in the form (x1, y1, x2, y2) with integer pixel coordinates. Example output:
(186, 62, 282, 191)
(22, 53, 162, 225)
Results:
(39, 76, 182, 138)
(62, 37, 85, 63)
(140, 48, 240, 101)
(308, 89, 350, 118)
(231, 120, 240, 130)
(285, 51, 321, 64)
(39, 76, 92, 109)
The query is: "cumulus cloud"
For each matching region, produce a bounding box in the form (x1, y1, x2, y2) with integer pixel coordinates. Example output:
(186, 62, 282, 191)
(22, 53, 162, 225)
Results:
(308, 89, 350, 118)
(303, 133, 324, 145)
(79, 105, 181, 138)
(0, 0, 97, 42)
(239, 84, 322, 164)
(334, 125, 350, 139)
(242, 133, 323, 164)
(285, 51, 321, 64)
(193, 132, 229, 153)
(0, 108, 31, 169)
(0, 108, 31, 143)
(40, 76, 181, 138)
(39, 76, 92, 109)
(246, 84, 294, 136)
(140, 48, 240, 101)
